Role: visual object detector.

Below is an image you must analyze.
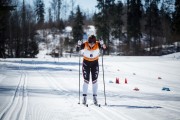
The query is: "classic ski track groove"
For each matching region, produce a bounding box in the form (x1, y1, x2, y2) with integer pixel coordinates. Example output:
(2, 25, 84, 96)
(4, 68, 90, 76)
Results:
(29, 62, 73, 119)
(33, 61, 127, 120)
(38, 69, 125, 120)
(101, 106, 135, 120)
(0, 64, 28, 120)
(0, 75, 7, 83)
(89, 106, 114, 120)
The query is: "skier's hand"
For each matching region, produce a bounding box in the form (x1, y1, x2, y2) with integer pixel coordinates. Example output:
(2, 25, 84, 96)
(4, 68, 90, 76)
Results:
(99, 39, 104, 45)
(78, 40, 82, 46)
(99, 39, 106, 49)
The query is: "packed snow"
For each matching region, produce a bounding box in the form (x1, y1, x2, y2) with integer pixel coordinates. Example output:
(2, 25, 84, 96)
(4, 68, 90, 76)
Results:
(0, 51, 180, 120)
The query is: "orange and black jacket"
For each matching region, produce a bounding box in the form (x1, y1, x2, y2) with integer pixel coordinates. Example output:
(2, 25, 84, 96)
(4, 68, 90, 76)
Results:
(77, 41, 103, 62)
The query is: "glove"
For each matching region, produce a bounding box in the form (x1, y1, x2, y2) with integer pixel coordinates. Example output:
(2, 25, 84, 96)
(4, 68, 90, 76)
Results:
(78, 40, 82, 46)
(99, 40, 104, 45)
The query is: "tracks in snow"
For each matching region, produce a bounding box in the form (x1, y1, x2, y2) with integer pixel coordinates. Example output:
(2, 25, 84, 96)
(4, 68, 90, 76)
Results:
(37, 68, 133, 120)
(89, 105, 135, 120)
(0, 70, 28, 120)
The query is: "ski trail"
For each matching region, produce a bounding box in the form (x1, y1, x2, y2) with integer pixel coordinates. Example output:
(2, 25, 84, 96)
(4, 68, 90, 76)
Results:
(136, 99, 180, 113)
(0, 75, 6, 83)
(0, 69, 28, 120)
(89, 106, 114, 120)
(35, 64, 120, 120)
(101, 106, 135, 120)
(123, 99, 179, 120)
(33, 60, 68, 93)
(38, 71, 69, 96)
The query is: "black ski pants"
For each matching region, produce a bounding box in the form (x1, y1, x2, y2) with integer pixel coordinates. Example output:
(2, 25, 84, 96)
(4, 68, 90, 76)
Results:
(82, 59, 99, 84)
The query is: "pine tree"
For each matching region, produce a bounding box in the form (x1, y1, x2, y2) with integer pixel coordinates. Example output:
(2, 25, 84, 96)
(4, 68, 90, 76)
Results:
(68, 11, 75, 26)
(28, 39, 39, 58)
(12, 6, 22, 58)
(145, 0, 162, 55)
(22, 0, 27, 57)
(0, 0, 16, 58)
(127, 0, 142, 55)
(126, 0, 131, 53)
(108, 1, 123, 54)
(35, 0, 45, 25)
(48, 8, 53, 25)
(160, 0, 173, 44)
(72, 6, 84, 43)
(57, 19, 65, 32)
(57, 0, 62, 22)
(173, 0, 180, 41)
(94, 0, 115, 55)
(111, 1, 123, 41)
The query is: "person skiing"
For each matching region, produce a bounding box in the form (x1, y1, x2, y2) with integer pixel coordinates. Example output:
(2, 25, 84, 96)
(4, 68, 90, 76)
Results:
(77, 35, 106, 105)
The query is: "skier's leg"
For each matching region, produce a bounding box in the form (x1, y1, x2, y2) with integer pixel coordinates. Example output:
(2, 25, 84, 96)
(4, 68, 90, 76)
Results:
(82, 94, 87, 104)
(92, 82, 98, 95)
(91, 60, 99, 94)
(92, 82, 98, 104)
(91, 61, 99, 104)
(82, 60, 90, 104)
(83, 82, 88, 95)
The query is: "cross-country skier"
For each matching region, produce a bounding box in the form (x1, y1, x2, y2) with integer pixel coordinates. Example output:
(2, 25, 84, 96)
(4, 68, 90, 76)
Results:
(77, 35, 106, 105)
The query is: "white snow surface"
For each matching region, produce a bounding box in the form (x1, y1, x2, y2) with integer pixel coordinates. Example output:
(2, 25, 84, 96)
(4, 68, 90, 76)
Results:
(65, 26, 72, 32)
(0, 53, 180, 120)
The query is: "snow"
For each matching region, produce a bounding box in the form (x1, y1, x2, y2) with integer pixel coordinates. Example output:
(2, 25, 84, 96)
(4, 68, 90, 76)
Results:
(162, 52, 180, 59)
(86, 25, 96, 36)
(65, 26, 72, 32)
(0, 53, 180, 120)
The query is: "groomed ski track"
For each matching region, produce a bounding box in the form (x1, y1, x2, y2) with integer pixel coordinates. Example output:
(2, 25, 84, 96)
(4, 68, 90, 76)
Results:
(0, 56, 180, 120)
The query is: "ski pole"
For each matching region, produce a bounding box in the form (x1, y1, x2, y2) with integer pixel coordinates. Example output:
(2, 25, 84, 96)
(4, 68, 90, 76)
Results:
(78, 51, 81, 104)
(102, 49, 107, 105)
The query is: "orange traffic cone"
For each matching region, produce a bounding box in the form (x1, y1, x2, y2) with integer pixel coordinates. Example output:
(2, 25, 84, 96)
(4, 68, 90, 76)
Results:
(125, 78, 128, 84)
(116, 77, 120, 84)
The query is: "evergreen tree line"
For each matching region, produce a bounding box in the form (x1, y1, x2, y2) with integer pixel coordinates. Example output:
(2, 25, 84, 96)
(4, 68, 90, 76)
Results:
(0, 0, 42, 58)
(0, 0, 87, 58)
(0, 0, 180, 58)
(93, 0, 180, 55)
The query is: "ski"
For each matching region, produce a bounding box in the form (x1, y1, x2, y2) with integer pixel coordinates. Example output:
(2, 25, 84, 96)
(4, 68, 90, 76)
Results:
(94, 104, 101, 107)
(82, 103, 88, 107)
(78, 103, 88, 107)
(89, 103, 101, 107)
(79, 103, 101, 107)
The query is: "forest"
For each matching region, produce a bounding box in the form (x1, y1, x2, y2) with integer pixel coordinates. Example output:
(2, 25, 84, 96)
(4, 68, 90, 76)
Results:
(0, 0, 180, 58)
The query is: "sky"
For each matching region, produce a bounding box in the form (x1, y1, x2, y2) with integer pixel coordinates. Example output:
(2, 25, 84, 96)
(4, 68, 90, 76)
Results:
(26, 0, 98, 20)
(68, 0, 98, 11)
(26, 0, 97, 10)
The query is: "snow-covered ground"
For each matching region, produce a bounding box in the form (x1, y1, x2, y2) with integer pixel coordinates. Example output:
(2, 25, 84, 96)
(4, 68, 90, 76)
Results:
(0, 52, 180, 120)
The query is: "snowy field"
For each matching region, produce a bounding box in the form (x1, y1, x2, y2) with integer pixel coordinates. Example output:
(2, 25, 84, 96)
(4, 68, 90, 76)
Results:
(0, 52, 180, 120)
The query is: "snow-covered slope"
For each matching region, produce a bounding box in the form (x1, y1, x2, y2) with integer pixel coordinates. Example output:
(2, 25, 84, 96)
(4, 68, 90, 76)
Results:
(162, 52, 180, 59)
(0, 52, 180, 120)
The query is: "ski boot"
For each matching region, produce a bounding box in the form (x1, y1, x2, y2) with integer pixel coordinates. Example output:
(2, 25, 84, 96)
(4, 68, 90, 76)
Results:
(82, 94, 87, 105)
(93, 94, 98, 105)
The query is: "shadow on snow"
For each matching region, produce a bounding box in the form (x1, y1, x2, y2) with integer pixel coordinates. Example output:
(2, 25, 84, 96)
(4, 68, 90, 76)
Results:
(106, 104, 162, 109)
(2, 60, 78, 71)
(10, 60, 79, 66)
(0, 86, 78, 98)
(6, 65, 75, 71)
